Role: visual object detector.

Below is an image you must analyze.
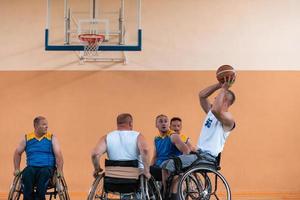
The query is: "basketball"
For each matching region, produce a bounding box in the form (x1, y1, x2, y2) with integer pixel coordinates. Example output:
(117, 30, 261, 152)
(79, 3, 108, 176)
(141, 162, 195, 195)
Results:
(216, 65, 236, 83)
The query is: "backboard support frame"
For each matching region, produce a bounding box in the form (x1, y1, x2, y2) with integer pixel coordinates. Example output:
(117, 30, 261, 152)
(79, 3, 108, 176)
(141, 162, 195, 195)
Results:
(45, 0, 142, 52)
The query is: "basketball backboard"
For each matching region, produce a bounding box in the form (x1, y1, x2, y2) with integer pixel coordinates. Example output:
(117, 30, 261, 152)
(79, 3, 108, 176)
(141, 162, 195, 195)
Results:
(45, 0, 142, 52)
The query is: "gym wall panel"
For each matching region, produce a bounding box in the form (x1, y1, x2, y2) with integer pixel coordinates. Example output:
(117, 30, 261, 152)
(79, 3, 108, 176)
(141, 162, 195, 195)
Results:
(1, 0, 300, 198)
(0, 71, 300, 198)
(1, 0, 300, 70)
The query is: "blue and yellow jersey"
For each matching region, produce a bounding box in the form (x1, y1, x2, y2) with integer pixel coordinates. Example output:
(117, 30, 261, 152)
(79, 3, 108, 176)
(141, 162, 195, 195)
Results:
(168, 131, 188, 157)
(168, 131, 189, 144)
(154, 130, 182, 166)
(25, 132, 55, 167)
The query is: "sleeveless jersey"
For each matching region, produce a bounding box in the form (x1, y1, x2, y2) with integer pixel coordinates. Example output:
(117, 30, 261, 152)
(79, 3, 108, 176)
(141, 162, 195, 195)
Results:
(106, 130, 142, 167)
(25, 132, 55, 167)
(154, 130, 182, 166)
(197, 111, 231, 157)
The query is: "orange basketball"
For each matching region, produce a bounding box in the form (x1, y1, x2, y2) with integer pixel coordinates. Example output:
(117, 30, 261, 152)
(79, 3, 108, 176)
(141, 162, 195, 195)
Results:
(216, 65, 236, 83)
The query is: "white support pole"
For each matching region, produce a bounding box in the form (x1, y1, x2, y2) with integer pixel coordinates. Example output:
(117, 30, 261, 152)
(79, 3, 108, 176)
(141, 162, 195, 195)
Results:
(46, 0, 51, 29)
(64, 0, 70, 44)
(137, 0, 141, 30)
(119, 0, 125, 44)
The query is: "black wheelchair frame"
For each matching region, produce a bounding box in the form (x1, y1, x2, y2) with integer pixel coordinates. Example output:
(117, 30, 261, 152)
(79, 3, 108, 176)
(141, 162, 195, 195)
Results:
(8, 170, 70, 200)
(164, 153, 231, 200)
(87, 159, 162, 200)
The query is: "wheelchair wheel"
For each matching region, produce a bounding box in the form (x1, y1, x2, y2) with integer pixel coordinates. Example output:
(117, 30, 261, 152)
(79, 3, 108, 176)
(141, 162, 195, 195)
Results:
(178, 166, 231, 200)
(141, 176, 162, 200)
(178, 172, 206, 200)
(56, 176, 70, 200)
(87, 174, 106, 200)
(8, 174, 22, 200)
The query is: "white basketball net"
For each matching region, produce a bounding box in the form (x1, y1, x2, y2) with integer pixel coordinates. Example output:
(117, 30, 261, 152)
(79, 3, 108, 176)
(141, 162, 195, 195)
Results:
(79, 34, 105, 58)
(82, 40, 103, 57)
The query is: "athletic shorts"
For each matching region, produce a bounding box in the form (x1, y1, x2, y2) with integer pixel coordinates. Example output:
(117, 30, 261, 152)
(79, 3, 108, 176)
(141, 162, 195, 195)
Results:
(161, 149, 216, 173)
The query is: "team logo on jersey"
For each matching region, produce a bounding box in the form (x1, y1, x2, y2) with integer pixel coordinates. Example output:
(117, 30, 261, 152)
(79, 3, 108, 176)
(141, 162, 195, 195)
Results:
(205, 118, 213, 128)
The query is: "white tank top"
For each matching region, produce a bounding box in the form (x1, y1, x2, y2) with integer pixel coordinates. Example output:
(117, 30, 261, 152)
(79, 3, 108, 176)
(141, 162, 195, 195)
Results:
(197, 111, 231, 157)
(106, 130, 142, 167)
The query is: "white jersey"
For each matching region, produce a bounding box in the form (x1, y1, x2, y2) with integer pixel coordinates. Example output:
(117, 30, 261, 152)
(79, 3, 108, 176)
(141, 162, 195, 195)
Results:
(197, 110, 231, 157)
(106, 130, 143, 167)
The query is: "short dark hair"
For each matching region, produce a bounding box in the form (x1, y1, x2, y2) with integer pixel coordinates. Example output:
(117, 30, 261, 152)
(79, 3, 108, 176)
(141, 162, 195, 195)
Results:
(170, 117, 182, 123)
(226, 90, 236, 105)
(33, 116, 46, 127)
(156, 114, 168, 123)
(117, 113, 133, 125)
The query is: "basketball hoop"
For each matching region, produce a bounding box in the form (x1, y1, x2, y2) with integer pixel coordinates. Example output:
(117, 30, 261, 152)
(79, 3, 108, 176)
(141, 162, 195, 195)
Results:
(78, 34, 105, 58)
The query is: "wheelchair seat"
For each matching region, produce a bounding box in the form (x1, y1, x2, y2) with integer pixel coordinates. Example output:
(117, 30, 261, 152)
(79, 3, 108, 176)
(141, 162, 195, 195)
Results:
(104, 159, 141, 193)
(191, 156, 220, 170)
(166, 152, 220, 176)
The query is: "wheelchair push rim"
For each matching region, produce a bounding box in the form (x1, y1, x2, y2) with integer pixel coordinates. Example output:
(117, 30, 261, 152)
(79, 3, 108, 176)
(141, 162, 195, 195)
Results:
(87, 174, 162, 200)
(56, 175, 71, 200)
(8, 171, 70, 200)
(141, 176, 162, 200)
(8, 174, 22, 200)
(87, 173, 105, 200)
(178, 166, 231, 200)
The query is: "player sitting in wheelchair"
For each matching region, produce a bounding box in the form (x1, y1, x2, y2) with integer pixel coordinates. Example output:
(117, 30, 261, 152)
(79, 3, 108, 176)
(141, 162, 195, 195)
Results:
(88, 113, 161, 200)
(150, 114, 192, 200)
(9, 116, 69, 200)
(161, 76, 236, 200)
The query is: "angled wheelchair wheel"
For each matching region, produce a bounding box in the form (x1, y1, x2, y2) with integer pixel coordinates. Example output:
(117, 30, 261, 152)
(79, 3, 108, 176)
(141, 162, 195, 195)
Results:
(56, 176, 70, 200)
(8, 174, 22, 200)
(87, 174, 106, 200)
(141, 176, 162, 200)
(178, 166, 231, 200)
(178, 172, 206, 200)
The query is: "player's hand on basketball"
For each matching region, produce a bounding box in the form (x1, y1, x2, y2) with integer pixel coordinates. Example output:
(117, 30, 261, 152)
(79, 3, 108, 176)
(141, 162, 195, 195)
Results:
(93, 168, 103, 178)
(222, 75, 235, 89)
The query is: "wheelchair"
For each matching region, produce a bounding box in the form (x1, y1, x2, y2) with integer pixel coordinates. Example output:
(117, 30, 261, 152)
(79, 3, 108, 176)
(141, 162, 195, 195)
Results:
(8, 169, 70, 200)
(165, 153, 231, 200)
(87, 159, 162, 200)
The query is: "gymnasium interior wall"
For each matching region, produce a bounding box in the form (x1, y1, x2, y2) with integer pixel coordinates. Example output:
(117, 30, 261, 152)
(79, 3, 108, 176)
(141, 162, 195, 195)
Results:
(1, 0, 300, 199)
(1, 71, 300, 199)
